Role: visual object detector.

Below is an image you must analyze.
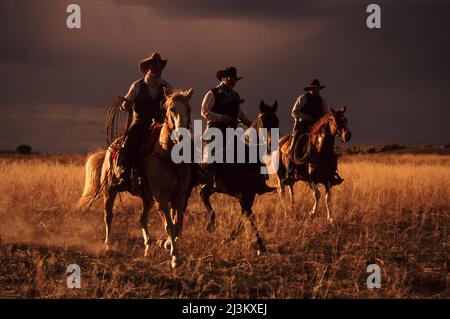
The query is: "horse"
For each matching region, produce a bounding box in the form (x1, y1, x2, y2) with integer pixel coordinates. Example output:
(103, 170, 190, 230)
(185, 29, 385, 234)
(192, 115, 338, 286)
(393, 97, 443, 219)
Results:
(78, 87, 194, 268)
(189, 100, 279, 255)
(275, 107, 351, 222)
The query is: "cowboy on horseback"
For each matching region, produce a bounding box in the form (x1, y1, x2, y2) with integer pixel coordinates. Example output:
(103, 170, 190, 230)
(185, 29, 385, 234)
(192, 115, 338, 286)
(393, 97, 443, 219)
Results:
(114, 52, 173, 192)
(200, 66, 275, 195)
(283, 79, 344, 185)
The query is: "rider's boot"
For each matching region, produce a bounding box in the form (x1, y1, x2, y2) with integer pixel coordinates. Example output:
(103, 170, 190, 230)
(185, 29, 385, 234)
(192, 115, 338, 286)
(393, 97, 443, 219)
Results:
(255, 173, 277, 195)
(330, 170, 344, 186)
(283, 159, 297, 185)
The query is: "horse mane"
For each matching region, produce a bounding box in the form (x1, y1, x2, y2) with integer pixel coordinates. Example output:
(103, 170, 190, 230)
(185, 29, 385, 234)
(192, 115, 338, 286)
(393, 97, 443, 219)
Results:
(164, 88, 186, 110)
(310, 113, 330, 139)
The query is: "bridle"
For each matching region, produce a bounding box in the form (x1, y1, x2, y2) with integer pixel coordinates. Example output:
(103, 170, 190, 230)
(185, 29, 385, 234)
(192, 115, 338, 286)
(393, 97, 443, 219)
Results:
(245, 111, 279, 154)
(326, 113, 347, 143)
(164, 98, 191, 145)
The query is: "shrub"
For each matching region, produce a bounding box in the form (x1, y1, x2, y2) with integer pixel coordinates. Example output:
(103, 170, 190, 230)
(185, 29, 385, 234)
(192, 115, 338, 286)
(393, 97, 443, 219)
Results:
(16, 145, 32, 155)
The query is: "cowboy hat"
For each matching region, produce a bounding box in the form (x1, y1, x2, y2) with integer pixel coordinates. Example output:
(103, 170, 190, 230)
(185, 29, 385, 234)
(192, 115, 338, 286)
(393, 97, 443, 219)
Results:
(139, 53, 167, 74)
(304, 79, 325, 91)
(216, 66, 243, 81)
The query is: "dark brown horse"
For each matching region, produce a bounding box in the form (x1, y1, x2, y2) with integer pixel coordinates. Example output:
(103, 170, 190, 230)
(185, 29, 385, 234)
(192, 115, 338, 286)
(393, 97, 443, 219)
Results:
(188, 101, 279, 255)
(276, 107, 351, 222)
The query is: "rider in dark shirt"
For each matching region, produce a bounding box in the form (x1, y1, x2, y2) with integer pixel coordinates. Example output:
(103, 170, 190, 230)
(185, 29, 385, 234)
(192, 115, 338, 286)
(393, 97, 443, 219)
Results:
(114, 53, 173, 192)
(284, 79, 344, 185)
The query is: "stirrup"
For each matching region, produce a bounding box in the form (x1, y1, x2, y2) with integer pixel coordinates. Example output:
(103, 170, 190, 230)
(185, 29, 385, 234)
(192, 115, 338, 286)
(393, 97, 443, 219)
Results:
(114, 181, 129, 193)
(113, 175, 131, 192)
(330, 174, 344, 186)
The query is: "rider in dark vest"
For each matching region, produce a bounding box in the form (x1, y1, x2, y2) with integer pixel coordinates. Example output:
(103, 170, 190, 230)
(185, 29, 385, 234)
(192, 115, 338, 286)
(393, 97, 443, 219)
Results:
(200, 66, 275, 195)
(114, 53, 172, 192)
(132, 79, 167, 125)
(284, 79, 344, 185)
(209, 86, 242, 130)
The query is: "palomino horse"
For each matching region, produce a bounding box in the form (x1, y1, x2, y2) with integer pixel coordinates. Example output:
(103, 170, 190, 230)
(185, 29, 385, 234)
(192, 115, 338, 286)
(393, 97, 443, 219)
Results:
(276, 107, 351, 222)
(78, 87, 194, 268)
(190, 101, 279, 255)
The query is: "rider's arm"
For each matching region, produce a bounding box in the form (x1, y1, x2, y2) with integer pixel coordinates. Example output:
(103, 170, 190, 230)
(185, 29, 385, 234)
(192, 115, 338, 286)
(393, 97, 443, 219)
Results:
(201, 90, 229, 123)
(291, 95, 313, 122)
(120, 80, 140, 112)
(237, 104, 253, 127)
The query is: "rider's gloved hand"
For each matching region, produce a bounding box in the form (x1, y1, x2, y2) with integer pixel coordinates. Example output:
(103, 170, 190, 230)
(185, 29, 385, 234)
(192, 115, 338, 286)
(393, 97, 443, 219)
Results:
(119, 97, 131, 112)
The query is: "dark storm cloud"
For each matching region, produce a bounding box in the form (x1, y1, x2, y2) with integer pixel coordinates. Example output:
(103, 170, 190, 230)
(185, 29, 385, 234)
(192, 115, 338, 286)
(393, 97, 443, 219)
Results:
(0, 0, 449, 152)
(112, 0, 339, 20)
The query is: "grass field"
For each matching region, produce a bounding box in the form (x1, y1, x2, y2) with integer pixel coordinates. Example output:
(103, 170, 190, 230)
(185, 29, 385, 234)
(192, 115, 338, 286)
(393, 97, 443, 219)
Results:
(0, 152, 448, 298)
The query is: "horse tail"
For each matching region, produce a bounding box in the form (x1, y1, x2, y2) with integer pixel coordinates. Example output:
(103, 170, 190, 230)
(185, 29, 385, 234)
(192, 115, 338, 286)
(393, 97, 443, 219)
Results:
(78, 149, 107, 208)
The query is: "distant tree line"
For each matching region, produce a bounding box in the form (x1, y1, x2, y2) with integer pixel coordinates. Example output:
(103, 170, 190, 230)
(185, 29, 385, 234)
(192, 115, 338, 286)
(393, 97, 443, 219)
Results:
(16, 145, 32, 155)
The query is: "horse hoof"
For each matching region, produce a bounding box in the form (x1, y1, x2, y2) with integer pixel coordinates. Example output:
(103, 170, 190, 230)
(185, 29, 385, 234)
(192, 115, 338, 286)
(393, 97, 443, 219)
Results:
(171, 256, 181, 268)
(206, 221, 216, 233)
(156, 239, 171, 251)
(254, 238, 266, 256)
(156, 239, 165, 250)
(144, 245, 150, 257)
(257, 243, 267, 256)
(328, 218, 334, 224)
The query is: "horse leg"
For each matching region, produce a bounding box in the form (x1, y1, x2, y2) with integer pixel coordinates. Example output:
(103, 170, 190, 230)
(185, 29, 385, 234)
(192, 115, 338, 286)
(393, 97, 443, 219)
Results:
(103, 186, 117, 252)
(172, 194, 186, 240)
(325, 182, 333, 223)
(308, 181, 321, 217)
(155, 207, 171, 251)
(227, 215, 244, 242)
(157, 201, 180, 268)
(140, 197, 154, 257)
(200, 184, 216, 232)
(276, 175, 289, 215)
(239, 193, 266, 255)
(288, 183, 295, 211)
(176, 180, 195, 238)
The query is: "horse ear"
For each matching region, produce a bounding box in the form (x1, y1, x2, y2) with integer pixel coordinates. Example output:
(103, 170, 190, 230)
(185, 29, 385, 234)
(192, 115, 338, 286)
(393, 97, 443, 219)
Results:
(340, 106, 347, 113)
(330, 106, 336, 114)
(259, 100, 267, 112)
(272, 100, 278, 112)
(163, 87, 171, 99)
(185, 88, 194, 101)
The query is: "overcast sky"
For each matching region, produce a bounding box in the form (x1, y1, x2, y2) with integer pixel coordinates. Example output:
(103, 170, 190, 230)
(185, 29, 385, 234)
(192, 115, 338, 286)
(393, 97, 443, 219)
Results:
(0, 0, 449, 152)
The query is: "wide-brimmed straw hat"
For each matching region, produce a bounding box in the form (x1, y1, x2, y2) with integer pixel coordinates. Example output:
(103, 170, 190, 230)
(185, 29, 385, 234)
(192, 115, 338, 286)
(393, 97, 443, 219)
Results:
(304, 79, 325, 91)
(139, 53, 167, 74)
(216, 66, 243, 81)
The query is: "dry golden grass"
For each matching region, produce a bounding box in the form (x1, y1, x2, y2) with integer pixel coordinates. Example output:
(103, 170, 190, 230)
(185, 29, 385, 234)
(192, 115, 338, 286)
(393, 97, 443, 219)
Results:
(0, 153, 448, 298)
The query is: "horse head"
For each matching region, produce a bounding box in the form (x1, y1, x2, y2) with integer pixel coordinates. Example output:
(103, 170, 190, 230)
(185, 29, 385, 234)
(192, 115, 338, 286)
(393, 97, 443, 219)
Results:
(255, 100, 280, 153)
(329, 106, 351, 143)
(163, 87, 194, 143)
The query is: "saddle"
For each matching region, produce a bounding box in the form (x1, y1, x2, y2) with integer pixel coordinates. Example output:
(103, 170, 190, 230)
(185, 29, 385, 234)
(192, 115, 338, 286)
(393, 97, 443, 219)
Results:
(281, 133, 311, 165)
(109, 123, 163, 161)
(108, 123, 163, 196)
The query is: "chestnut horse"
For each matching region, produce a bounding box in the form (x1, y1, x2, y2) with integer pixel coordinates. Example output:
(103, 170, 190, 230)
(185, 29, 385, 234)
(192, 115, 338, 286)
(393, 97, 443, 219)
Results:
(275, 107, 351, 222)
